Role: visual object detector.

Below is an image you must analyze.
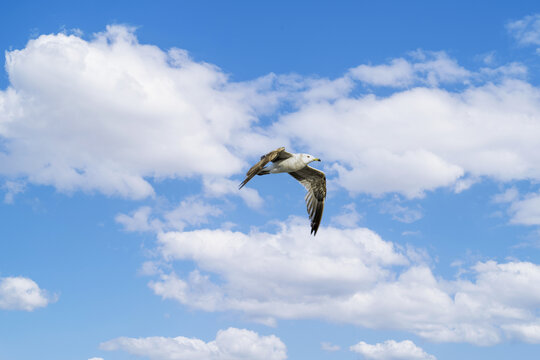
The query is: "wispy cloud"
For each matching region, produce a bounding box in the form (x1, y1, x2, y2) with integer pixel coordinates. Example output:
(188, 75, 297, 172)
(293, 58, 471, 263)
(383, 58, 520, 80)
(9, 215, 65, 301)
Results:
(115, 197, 222, 233)
(507, 14, 540, 46)
(321, 342, 341, 351)
(349, 51, 470, 88)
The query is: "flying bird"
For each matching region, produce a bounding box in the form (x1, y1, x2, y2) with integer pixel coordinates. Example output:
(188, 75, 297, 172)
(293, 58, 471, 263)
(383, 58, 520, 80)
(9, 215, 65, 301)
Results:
(239, 147, 326, 235)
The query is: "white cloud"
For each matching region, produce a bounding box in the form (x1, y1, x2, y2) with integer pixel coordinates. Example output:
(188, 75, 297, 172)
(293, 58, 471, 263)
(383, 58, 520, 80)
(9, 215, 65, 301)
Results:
(492, 187, 519, 204)
(2, 26, 540, 202)
(507, 14, 540, 46)
(350, 58, 415, 87)
(163, 198, 222, 230)
(100, 327, 287, 360)
(116, 198, 222, 232)
(321, 342, 340, 351)
(331, 203, 362, 228)
(146, 219, 540, 345)
(380, 197, 423, 223)
(88, 358, 104, 360)
(2, 180, 25, 203)
(349, 51, 470, 88)
(479, 62, 527, 79)
(0, 276, 54, 311)
(508, 193, 540, 225)
(350, 339, 436, 360)
(502, 322, 540, 343)
(152, 218, 408, 309)
(492, 189, 540, 226)
(274, 76, 540, 198)
(116, 206, 162, 232)
(0, 26, 281, 199)
(203, 177, 263, 209)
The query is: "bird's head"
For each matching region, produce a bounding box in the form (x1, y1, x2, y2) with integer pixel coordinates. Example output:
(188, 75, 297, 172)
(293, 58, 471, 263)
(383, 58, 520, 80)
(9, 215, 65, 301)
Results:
(301, 153, 321, 164)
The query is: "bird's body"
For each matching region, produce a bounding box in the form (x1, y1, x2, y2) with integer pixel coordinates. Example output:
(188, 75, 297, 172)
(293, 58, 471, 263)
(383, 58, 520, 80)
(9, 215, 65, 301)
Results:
(265, 154, 311, 174)
(239, 147, 326, 235)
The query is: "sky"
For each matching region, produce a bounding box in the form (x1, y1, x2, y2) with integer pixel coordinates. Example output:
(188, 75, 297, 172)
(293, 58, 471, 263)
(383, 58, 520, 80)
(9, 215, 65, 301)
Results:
(3, 1, 540, 359)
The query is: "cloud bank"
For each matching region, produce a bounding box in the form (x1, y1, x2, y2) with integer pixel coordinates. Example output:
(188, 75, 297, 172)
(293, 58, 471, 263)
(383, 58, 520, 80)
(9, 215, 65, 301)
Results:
(147, 219, 540, 345)
(3, 26, 540, 201)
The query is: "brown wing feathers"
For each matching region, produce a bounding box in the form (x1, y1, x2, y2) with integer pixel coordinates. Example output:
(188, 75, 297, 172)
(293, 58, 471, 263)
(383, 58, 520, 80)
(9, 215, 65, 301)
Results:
(238, 147, 285, 189)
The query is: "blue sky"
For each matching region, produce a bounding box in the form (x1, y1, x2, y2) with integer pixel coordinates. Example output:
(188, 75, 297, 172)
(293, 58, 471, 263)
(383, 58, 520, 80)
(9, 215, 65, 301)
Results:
(3, 1, 540, 360)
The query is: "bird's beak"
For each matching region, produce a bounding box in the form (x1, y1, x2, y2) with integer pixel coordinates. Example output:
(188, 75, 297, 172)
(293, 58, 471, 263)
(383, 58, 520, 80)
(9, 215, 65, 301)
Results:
(315, 158, 321, 162)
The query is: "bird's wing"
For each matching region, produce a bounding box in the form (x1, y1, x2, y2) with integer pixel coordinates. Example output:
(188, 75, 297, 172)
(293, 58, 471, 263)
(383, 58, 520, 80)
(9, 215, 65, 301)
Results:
(239, 147, 289, 189)
(273, 149, 293, 161)
(289, 166, 326, 235)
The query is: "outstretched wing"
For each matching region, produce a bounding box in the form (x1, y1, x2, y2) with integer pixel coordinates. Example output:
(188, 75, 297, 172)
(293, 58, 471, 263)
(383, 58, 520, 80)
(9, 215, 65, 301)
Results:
(239, 147, 292, 189)
(289, 166, 326, 235)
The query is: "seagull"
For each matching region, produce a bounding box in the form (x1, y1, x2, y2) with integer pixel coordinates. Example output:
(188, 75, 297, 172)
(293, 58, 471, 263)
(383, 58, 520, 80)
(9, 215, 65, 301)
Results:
(239, 147, 326, 235)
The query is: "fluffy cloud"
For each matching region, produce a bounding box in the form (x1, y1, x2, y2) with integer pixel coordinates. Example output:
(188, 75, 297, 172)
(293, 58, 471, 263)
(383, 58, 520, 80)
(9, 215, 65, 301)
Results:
(147, 219, 540, 345)
(274, 77, 540, 198)
(152, 218, 407, 313)
(100, 327, 287, 360)
(0, 26, 281, 199)
(350, 339, 436, 360)
(0, 276, 54, 311)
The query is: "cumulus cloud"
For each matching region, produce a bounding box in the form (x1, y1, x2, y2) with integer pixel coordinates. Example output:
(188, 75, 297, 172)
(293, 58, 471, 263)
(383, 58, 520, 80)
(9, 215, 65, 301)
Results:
(146, 219, 540, 345)
(100, 327, 287, 360)
(350, 339, 436, 360)
(0, 26, 282, 199)
(0, 276, 54, 311)
(274, 76, 540, 198)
